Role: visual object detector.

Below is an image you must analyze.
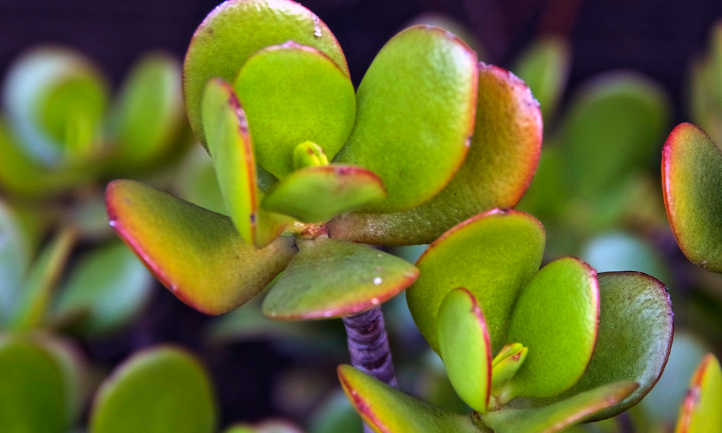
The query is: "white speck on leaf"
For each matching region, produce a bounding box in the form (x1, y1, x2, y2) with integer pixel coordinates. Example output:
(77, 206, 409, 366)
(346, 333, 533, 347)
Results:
(373, 277, 382, 285)
(312, 16, 322, 38)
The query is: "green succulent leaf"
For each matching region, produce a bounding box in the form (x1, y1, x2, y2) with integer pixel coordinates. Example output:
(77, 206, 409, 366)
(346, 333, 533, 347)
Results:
(201, 78, 290, 248)
(53, 241, 152, 337)
(329, 63, 542, 245)
(513, 36, 570, 121)
(437, 288, 492, 413)
(689, 22, 722, 145)
(662, 122, 722, 272)
(183, 0, 348, 143)
(336, 25, 478, 213)
(310, 391, 363, 433)
(674, 354, 722, 433)
(481, 381, 639, 433)
(175, 147, 227, 215)
(233, 42, 356, 178)
(262, 237, 418, 320)
(557, 271, 674, 419)
(0, 201, 34, 325)
(505, 257, 599, 399)
(337, 364, 479, 433)
(108, 53, 183, 170)
(105, 179, 296, 315)
(8, 228, 76, 330)
(262, 164, 386, 223)
(407, 209, 545, 352)
(89, 346, 217, 433)
(491, 343, 528, 392)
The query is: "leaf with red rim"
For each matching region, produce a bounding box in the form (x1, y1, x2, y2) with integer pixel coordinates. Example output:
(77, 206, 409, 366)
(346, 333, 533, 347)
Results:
(262, 164, 386, 223)
(183, 0, 348, 143)
(329, 63, 541, 245)
(662, 122, 722, 273)
(262, 237, 418, 320)
(337, 364, 479, 433)
(674, 354, 722, 433)
(407, 209, 545, 352)
(335, 25, 478, 213)
(437, 288, 492, 413)
(106, 179, 296, 315)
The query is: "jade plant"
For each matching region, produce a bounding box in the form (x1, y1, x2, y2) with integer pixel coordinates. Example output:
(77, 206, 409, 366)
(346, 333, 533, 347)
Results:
(105, 0, 542, 395)
(689, 21, 722, 146)
(674, 353, 722, 433)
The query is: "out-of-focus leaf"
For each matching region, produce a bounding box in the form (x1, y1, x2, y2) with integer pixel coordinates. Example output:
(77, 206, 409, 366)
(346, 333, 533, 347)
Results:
(175, 146, 226, 215)
(674, 354, 722, 433)
(407, 209, 545, 352)
(336, 25, 477, 213)
(581, 232, 668, 281)
(105, 179, 296, 315)
(233, 42, 355, 178)
(41, 336, 88, 423)
(309, 391, 363, 433)
(224, 421, 303, 433)
(53, 241, 152, 337)
(263, 237, 418, 320)
(662, 122, 722, 272)
(329, 63, 541, 245)
(408, 14, 485, 57)
(0, 201, 32, 325)
(89, 347, 216, 433)
(183, 0, 348, 142)
(337, 365, 479, 433)
(689, 22, 722, 145)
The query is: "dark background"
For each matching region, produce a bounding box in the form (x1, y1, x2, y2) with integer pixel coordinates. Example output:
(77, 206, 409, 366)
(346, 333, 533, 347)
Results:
(1, 0, 721, 428)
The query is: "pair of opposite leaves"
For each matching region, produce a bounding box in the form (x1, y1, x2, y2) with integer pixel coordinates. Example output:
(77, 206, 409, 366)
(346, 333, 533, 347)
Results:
(106, 0, 542, 317)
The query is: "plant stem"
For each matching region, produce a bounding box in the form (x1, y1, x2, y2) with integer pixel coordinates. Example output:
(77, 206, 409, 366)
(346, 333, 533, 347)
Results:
(343, 307, 397, 433)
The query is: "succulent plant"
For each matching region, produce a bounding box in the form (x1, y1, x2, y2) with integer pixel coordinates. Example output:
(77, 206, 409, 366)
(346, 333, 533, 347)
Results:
(689, 21, 722, 146)
(673, 353, 722, 433)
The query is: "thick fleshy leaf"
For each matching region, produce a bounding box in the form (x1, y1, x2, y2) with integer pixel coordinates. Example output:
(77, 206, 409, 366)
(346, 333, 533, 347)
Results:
(89, 347, 216, 433)
(201, 78, 289, 247)
(40, 336, 88, 424)
(262, 237, 418, 320)
(336, 25, 478, 213)
(481, 381, 639, 433)
(309, 391, 363, 433)
(662, 123, 722, 272)
(175, 146, 227, 215)
(437, 288, 491, 412)
(2, 47, 108, 165)
(337, 365, 479, 433)
(689, 22, 722, 145)
(108, 53, 183, 170)
(9, 228, 75, 330)
(262, 165, 386, 223)
(504, 258, 599, 399)
(0, 201, 33, 325)
(329, 63, 541, 245)
(53, 241, 152, 336)
(491, 343, 528, 391)
(183, 0, 348, 142)
(674, 354, 722, 433)
(513, 36, 570, 121)
(233, 42, 356, 178)
(106, 179, 296, 315)
(0, 336, 71, 433)
(558, 272, 673, 419)
(407, 209, 545, 352)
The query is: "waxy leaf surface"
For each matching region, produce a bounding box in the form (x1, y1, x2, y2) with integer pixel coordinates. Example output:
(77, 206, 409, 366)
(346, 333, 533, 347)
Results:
(337, 365, 479, 433)
(482, 381, 638, 433)
(183, 0, 348, 142)
(336, 25, 477, 213)
(233, 42, 356, 178)
(674, 354, 722, 433)
(437, 288, 492, 412)
(262, 164, 385, 223)
(329, 63, 541, 245)
(106, 179, 296, 315)
(263, 238, 418, 320)
(560, 272, 673, 419)
(407, 210, 545, 352)
(662, 123, 722, 272)
(90, 347, 216, 433)
(506, 257, 599, 398)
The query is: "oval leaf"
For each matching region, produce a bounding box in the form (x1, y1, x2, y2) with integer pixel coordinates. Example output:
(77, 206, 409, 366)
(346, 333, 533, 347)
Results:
(105, 179, 296, 315)
(262, 164, 386, 223)
(233, 42, 356, 178)
(675, 354, 722, 433)
(262, 237, 418, 320)
(407, 209, 545, 352)
(183, 0, 348, 142)
(505, 257, 599, 399)
(559, 271, 674, 419)
(337, 365, 479, 433)
(89, 347, 216, 433)
(437, 288, 492, 412)
(335, 25, 478, 213)
(662, 122, 722, 272)
(329, 63, 541, 245)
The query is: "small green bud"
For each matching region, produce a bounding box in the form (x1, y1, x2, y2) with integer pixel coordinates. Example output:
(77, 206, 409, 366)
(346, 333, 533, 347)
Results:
(491, 342, 528, 391)
(293, 141, 328, 169)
